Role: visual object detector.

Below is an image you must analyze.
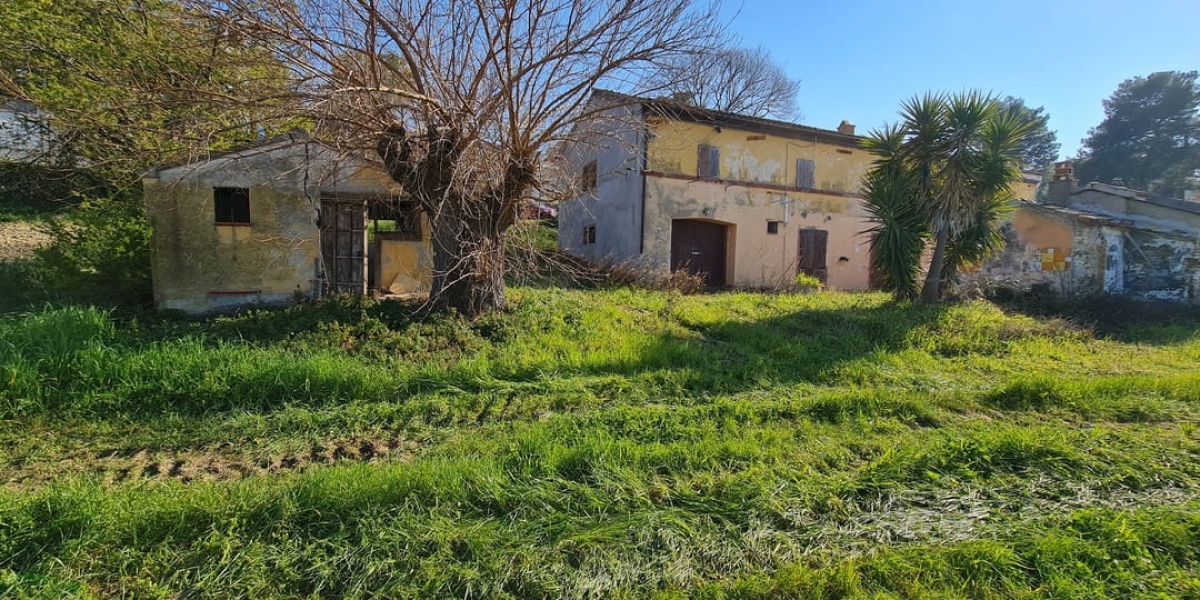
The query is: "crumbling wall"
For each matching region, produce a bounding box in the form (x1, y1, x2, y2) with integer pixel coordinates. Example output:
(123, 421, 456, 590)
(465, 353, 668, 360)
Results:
(964, 206, 1078, 294)
(1121, 230, 1197, 301)
(969, 203, 1200, 303)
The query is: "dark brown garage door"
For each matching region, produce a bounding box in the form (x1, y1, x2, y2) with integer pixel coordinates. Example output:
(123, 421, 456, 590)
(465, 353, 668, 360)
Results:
(671, 219, 728, 287)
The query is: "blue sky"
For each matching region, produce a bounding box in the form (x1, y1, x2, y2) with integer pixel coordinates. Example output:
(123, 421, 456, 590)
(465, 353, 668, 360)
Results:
(720, 0, 1200, 157)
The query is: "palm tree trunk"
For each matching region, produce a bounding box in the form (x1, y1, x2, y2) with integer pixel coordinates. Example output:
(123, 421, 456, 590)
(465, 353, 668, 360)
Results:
(920, 228, 949, 303)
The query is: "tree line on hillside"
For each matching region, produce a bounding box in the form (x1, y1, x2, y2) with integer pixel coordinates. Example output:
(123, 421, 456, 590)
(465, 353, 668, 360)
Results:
(0, 0, 1196, 312)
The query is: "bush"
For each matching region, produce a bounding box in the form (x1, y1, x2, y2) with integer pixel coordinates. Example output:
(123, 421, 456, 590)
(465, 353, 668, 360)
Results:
(792, 273, 824, 293)
(0, 162, 112, 221)
(36, 195, 152, 306)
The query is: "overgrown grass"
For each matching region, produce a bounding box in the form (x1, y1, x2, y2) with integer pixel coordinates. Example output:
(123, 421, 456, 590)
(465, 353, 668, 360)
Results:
(1, 288, 1198, 597)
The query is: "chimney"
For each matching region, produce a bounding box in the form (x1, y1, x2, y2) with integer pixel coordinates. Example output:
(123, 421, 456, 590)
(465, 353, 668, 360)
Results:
(1047, 160, 1076, 205)
(837, 120, 856, 136)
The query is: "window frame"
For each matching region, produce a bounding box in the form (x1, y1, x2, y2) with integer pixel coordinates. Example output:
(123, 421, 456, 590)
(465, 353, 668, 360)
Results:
(795, 158, 816, 190)
(583, 224, 596, 245)
(581, 160, 598, 193)
(213, 187, 251, 226)
(697, 144, 720, 180)
(369, 198, 422, 242)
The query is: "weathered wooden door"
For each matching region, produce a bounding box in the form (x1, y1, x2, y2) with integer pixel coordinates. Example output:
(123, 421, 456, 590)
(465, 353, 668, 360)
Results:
(798, 228, 829, 284)
(320, 197, 367, 295)
(671, 219, 727, 287)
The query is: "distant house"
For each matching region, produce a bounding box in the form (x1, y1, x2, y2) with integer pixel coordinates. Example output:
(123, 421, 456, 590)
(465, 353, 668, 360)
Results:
(968, 162, 1200, 302)
(557, 91, 1039, 290)
(0, 100, 52, 162)
(142, 132, 431, 314)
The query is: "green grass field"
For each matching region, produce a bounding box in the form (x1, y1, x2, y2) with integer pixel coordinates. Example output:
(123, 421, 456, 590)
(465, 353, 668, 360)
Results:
(1, 287, 1199, 598)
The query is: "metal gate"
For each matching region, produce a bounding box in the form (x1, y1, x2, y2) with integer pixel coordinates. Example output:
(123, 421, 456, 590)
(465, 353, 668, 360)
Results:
(320, 197, 367, 295)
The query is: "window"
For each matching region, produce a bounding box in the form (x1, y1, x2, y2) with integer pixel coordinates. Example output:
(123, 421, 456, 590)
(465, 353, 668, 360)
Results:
(795, 159, 816, 189)
(766, 220, 780, 235)
(369, 198, 421, 241)
(581, 160, 598, 192)
(697, 144, 720, 179)
(583, 224, 596, 245)
(214, 187, 251, 224)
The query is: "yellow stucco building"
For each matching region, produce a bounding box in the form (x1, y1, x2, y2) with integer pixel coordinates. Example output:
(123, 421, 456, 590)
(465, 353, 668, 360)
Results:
(560, 91, 878, 290)
(143, 133, 431, 314)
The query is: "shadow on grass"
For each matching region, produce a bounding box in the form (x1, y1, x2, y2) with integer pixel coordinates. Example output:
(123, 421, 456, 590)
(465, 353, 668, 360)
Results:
(990, 287, 1200, 345)
(0, 259, 76, 313)
(578, 297, 950, 392)
(0, 258, 150, 315)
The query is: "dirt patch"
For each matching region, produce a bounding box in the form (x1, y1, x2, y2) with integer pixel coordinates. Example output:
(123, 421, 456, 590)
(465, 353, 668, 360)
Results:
(2, 435, 421, 489)
(0, 222, 52, 261)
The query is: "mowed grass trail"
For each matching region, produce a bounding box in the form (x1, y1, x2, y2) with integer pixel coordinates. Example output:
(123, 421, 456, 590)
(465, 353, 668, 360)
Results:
(1, 288, 1199, 598)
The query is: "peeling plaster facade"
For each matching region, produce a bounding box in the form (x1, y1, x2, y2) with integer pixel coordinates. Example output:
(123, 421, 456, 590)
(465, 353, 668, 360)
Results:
(967, 178, 1200, 303)
(559, 92, 876, 290)
(143, 134, 431, 314)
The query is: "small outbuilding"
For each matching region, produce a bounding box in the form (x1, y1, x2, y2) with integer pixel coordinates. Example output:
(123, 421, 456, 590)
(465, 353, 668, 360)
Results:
(143, 132, 431, 314)
(966, 162, 1200, 302)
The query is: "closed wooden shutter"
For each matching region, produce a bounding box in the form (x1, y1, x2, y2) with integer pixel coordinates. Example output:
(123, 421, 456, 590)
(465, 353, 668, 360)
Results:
(698, 145, 719, 179)
(795, 159, 816, 189)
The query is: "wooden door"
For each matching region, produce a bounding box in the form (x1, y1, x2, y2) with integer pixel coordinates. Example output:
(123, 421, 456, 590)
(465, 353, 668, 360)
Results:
(320, 197, 367, 295)
(798, 229, 828, 284)
(670, 219, 727, 287)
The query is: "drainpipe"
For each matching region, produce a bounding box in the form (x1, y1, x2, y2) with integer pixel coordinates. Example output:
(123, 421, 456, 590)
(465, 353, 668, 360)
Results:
(638, 106, 649, 255)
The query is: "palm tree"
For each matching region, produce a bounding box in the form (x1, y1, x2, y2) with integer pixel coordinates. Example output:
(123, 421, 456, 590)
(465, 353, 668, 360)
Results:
(863, 92, 1031, 302)
(862, 124, 926, 300)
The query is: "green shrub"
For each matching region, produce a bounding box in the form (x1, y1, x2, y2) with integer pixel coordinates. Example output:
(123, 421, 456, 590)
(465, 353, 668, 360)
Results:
(35, 195, 152, 306)
(792, 272, 824, 293)
(0, 163, 112, 222)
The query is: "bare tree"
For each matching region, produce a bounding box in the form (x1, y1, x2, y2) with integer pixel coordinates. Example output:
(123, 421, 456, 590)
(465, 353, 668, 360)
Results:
(650, 46, 800, 119)
(184, 0, 721, 316)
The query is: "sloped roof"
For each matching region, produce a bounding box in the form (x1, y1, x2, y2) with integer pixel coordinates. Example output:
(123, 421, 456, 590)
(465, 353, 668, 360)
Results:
(1075, 182, 1200, 217)
(146, 130, 315, 176)
(591, 89, 863, 149)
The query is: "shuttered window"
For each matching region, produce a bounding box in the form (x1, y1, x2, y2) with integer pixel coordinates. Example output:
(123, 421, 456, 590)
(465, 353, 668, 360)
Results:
(795, 159, 816, 189)
(581, 160, 598, 192)
(697, 145, 719, 179)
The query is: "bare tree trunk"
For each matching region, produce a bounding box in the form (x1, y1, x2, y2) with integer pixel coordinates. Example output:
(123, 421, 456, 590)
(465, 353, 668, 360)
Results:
(428, 208, 507, 317)
(920, 228, 949, 303)
(192, 0, 721, 316)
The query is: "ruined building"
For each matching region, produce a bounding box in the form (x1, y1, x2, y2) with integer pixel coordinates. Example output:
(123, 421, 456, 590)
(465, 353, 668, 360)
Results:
(143, 133, 431, 314)
(968, 162, 1200, 302)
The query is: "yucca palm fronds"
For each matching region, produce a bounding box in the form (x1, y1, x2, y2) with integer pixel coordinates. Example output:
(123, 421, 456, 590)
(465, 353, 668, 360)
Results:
(863, 90, 1037, 302)
(860, 164, 927, 300)
(943, 190, 1016, 284)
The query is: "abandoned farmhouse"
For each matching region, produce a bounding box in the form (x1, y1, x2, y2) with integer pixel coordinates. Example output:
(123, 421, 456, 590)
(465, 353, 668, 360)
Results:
(143, 133, 431, 314)
(557, 90, 1040, 290)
